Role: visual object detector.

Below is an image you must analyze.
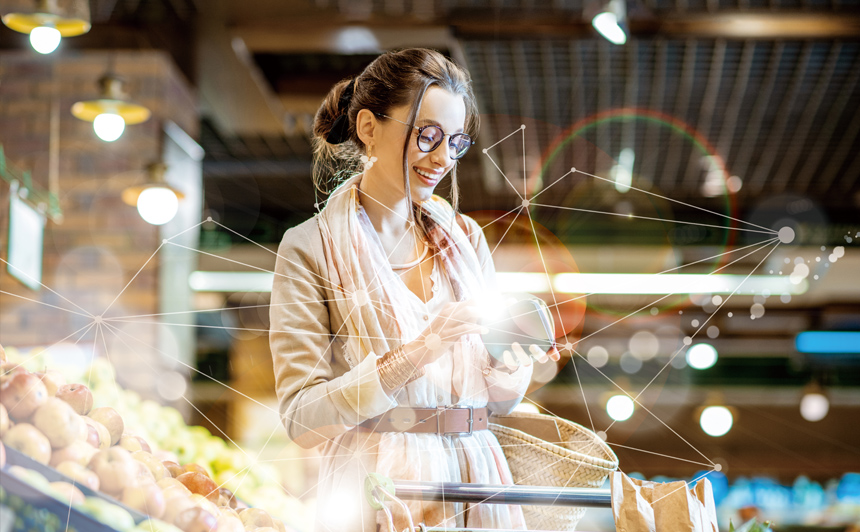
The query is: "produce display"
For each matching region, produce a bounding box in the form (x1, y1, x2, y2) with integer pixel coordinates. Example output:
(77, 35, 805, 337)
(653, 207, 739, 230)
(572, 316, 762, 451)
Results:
(1, 344, 302, 532)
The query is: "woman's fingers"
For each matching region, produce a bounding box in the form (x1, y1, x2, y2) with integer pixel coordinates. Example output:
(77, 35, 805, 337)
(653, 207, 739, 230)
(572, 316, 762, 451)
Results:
(502, 350, 518, 371)
(547, 346, 561, 361)
(529, 343, 549, 364)
(511, 342, 532, 367)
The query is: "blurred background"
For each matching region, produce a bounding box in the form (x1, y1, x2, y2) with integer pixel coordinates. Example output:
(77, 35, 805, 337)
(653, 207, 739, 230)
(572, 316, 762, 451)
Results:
(1, 0, 859, 530)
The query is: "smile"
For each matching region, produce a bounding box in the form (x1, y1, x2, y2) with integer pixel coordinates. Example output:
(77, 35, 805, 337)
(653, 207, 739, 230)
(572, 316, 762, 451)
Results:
(414, 167, 443, 182)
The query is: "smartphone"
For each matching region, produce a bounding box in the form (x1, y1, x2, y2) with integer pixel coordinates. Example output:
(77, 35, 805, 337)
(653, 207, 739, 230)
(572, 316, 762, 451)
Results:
(480, 293, 556, 362)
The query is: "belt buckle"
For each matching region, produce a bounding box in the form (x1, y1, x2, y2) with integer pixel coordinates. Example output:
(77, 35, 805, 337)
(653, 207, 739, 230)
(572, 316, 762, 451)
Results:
(437, 406, 474, 436)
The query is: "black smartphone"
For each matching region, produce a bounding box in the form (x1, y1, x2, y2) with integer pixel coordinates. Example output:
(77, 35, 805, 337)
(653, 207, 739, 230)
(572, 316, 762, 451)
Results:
(479, 293, 556, 362)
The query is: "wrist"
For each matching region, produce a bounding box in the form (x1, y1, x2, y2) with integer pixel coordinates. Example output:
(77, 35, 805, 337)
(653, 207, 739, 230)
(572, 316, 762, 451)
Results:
(377, 345, 425, 392)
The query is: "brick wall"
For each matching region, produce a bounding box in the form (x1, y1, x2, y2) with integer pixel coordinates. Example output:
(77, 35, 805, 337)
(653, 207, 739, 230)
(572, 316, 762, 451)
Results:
(0, 50, 198, 393)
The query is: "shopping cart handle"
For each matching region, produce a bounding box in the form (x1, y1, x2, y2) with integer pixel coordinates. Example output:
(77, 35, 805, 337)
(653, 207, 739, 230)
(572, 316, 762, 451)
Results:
(390, 480, 612, 508)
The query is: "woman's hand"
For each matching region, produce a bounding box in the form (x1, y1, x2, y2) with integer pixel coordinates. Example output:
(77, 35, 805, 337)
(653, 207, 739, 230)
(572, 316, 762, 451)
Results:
(500, 342, 561, 371)
(402, 299, 484, 369)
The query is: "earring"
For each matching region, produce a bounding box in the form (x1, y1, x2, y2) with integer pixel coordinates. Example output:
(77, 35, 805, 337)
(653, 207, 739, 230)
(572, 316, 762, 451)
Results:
(360, 148, 377, 171)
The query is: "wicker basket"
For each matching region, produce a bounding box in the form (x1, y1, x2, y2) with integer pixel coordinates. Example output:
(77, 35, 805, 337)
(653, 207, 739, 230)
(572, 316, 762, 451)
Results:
(489, 412, 618, 531)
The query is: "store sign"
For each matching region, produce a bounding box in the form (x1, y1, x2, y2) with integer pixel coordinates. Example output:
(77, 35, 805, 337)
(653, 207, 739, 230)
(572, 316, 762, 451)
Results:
(7, 191, 45, 291)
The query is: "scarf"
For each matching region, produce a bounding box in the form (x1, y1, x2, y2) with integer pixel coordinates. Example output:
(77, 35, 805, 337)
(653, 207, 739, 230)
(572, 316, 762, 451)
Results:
(317, 174, 486, 368)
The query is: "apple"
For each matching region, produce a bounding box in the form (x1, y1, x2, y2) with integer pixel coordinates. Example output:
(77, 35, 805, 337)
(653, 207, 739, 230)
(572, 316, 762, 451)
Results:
(33, 397, 85, 449)
(48, 481, 85, 506)
(55, 460, 100, 491)
(2, 423, 51, 464)
(79, 497, 135, 531)
(133, 451, 171, 481)
(188, 493, 219, 517)
(163, 460, 185, 478)
(174, 507, 217, 532)
(82, 416, 110, 450)
(182, 463, 208, 476)
(55, 383, 93, 415)
(157, 477, 189, 493)
(135, 459, 156, 483)
(162, 494, 197, 525)
(255, 528, 278, 532)
(89, 406, 124, 445)
(239, 508, 274, 529)
(49, 440, 98, 467)
(123, 482, 166, 518)
(0, 404, 9, 435)
(175, 472, 218, 504)
(136, 519, 185, 532)
(8, 464, 50, 490)
(154, 450, 179, 464)
(272, 519, 289, 532)
(0, 372, 48, 420)
(120, 433, 152, 453)
(35, 370, 66, 396)
(214, 513, 243, 532)
(218, 488, 237, 509)
(87, 446, 138, 495)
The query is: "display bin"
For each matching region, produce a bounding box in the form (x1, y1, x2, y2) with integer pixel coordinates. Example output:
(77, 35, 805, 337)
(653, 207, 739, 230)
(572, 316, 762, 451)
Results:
(0, 446, 148, 532)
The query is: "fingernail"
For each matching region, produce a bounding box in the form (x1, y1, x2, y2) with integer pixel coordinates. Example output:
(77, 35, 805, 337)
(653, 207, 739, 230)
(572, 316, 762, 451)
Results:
(480, 327, 490, 335)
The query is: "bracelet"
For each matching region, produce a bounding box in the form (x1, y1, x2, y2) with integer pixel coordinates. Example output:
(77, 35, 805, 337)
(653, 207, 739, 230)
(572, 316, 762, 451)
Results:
(377, 345, 425, 391)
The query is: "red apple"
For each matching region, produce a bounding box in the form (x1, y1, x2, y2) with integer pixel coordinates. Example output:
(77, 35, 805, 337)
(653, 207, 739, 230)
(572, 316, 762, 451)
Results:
(82, 416, 110, 450)
(35, 370, 66, 396)
(3, 423, 51, 464)
(122, 482, 166, 518)
(175, 472, 218, 504)
(55, 383, 93, 416)
(88, 407, 124, 445)
(215, 513, 243, 532)
(48, 481, 85, 506)
(119, 433, 152, 454)
(218, 487, 236, 509)
(49, 440, 98, 467)
(188, 494, 219, 517)
(162, 494, 196, 525)
(163, 460, 184, 478)
(55, 460, 100, 491)
(87, 446, 138, 495)
(183, 463, 208, 477)
(0, 372, 48, 420)
(174, 507, 217, 532)
(0, 404, 9, 436)
(239, 508, 274, 529)
(133, 451, 171, 481)
(33, 397, 85, 449)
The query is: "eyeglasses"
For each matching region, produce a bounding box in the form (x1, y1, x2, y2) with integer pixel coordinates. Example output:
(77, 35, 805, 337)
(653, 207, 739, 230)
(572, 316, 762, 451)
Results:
(376, 113, 474, 160)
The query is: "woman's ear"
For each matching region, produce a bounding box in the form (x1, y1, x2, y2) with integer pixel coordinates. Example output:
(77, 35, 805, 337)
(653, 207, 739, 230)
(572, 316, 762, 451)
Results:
(355, 109, 377, 149)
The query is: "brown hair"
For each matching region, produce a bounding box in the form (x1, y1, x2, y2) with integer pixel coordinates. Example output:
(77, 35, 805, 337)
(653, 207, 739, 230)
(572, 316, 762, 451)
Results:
(312, 48, 479, 219)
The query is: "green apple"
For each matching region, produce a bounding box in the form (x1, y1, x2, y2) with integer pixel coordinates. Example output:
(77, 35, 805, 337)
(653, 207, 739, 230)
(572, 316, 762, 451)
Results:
(134, 519, 184, 532)
(79, 497, 135, 531)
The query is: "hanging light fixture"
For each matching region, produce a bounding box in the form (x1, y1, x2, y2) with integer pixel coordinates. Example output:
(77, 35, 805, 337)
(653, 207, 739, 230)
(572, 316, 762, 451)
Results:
(592, 0, 628, 45)
(799, 382, 829, 422)
(1, 0, 90, 54)
(71, 73, 151, 142)
(122, 162, 184, 226)
(696, 393, 736, 437)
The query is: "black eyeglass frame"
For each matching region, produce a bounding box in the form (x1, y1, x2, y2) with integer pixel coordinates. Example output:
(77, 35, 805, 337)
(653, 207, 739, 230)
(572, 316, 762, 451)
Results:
(375, 113, 475, 160)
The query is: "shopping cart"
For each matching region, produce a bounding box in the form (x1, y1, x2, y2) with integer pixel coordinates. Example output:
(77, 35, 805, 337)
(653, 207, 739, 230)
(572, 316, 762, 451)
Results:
(365, 473, 612, 532)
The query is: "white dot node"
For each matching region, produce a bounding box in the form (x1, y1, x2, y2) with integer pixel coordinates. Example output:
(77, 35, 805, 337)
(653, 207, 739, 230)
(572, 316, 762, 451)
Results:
(206, 216, 213, 222)
(352, 289, 370, 307)
(714, 463, 722, 472)
(691, 319, 700, 327)
(520, 124, 526, 130)
(778, 226, 795, 244)
(679, 311, 684, 315)
(162, 239, 168, 244)
(597, 431, 607, 441)
(727, 312, 733, 318)
(816, 257, 821, 262)
(683, 336, 692, 346)
(424, 333, 442, 352)
(314, 203, 319, 209)
(482, 148, 488, 154)
(522, 199, 530, 208)
(570, 167, 576, 173)
(94, 315, 103, 324)
(563, 342, 574, 353)
(814, 275, 819, 280)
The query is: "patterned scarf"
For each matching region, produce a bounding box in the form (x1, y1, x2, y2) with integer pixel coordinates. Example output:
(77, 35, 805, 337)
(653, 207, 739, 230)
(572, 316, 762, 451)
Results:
(317, 174, 486, 368)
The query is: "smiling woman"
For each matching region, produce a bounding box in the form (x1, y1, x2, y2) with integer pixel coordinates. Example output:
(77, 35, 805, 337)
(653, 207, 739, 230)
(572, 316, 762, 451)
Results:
(269, 48, 557, 532)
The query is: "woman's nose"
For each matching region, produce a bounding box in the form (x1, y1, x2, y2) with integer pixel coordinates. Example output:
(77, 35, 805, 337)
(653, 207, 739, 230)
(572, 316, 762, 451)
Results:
(430, 143, 453, 167)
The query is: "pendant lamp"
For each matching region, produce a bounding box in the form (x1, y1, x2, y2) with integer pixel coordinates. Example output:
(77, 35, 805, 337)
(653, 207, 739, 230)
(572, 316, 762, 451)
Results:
(1, 0, 90, 54)
(71, 73, 151, 142)
(122, 162, 184, 226)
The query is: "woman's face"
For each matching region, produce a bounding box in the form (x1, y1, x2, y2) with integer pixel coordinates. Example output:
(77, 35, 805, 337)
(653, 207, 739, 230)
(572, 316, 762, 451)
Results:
(371, 86, 467, 203)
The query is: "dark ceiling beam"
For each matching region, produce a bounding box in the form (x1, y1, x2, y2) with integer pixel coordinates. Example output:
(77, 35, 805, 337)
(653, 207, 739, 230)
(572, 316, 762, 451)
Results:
(661, 39, 696, 193)
(716, 40, 755, 178)
(682, 39, 725, 191)
(640, 40, 666, 184)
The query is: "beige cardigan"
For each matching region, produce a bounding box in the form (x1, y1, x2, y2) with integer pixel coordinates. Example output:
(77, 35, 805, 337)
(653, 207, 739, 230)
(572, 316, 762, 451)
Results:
(269, 214, 528, 449)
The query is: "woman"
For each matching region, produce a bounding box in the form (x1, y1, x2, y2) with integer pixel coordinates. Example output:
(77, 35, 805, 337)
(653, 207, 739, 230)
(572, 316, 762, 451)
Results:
(270, 48, 558, 531)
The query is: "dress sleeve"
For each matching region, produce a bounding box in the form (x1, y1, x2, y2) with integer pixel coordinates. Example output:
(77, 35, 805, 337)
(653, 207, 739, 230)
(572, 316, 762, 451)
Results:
(458, 215, 533, 415)
(270, 222, 397, 449)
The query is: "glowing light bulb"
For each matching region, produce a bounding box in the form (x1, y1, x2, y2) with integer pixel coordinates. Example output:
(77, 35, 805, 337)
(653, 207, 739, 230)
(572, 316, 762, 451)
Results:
(687, 343, 718, 370)
(606, 395, 634, 421)
(93, 113, 125, 142)
(592, 12, 627, 45)
(800, 393, 829, 422)
(29, 25, 62, 54)
(700, 406, 733, 437)
(137, 187, 179, 225)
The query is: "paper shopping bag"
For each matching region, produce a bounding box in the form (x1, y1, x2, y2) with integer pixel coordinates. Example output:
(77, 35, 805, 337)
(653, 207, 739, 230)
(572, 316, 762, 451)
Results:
(611, 471, 719, 532)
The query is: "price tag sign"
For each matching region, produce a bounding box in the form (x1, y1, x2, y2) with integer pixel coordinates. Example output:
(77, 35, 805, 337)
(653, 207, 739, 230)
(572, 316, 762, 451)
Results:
(7, 191, 46, 291)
